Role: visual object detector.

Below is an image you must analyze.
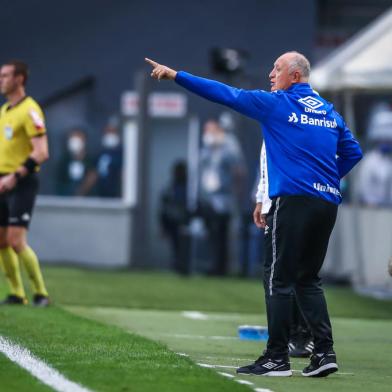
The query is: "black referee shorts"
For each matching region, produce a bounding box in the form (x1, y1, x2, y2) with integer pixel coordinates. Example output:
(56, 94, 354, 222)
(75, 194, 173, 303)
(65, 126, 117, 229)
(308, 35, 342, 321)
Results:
(0, 173, 39, 229)
(263, 195, 338, 358)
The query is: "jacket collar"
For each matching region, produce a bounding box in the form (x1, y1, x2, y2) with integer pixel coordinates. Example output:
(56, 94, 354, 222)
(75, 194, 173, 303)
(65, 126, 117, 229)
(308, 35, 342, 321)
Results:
(286, 83, 313, 92)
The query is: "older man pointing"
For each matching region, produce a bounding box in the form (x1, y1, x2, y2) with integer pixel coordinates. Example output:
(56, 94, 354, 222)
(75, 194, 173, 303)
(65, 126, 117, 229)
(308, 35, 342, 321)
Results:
(146, 52, 362, 377)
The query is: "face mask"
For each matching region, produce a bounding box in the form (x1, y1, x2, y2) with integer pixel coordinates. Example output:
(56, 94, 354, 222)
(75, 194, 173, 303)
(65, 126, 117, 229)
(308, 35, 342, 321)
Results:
(102, 133, 120, 149)
(68, 137, 84, 155)
(203, 133, 225, 147)
(203, 133, 215, 147)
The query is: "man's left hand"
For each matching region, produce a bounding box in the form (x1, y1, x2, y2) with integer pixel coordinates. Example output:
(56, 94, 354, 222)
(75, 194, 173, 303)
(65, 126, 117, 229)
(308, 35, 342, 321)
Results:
(253, 202, 267, 229)
(0, 174, 17, 193)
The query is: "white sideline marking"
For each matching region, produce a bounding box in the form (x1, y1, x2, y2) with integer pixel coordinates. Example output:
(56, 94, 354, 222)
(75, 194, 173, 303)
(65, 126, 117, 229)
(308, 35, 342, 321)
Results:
(198, 363, 214, 368)
(206, 365, 276, 392)
(205, 355, 254, 361)
(197, 363, 237, 369)
(0, 336, 94, 392)
(181, 311, 244, 321)
(163, 333, 236, 340)
(182, 311, 209, 320)
(175, 352, 189, 357)
(236, 379, 254, 386)
(218, 372, 235, 378)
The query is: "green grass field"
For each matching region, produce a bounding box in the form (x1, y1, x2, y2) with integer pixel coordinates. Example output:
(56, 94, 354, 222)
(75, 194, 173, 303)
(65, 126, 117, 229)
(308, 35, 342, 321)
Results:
(1, 266, 392, 392)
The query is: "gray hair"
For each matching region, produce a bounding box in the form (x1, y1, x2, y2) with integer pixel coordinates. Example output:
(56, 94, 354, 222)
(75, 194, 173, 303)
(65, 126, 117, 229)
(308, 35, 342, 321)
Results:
(287, 51, 310, 79)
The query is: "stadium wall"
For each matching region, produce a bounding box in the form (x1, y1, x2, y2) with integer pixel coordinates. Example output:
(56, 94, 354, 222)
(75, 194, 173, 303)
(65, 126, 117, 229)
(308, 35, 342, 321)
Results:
(30, 197, 132, 268)
(28, 200, 392, 292)
(0, 0, 316, 124)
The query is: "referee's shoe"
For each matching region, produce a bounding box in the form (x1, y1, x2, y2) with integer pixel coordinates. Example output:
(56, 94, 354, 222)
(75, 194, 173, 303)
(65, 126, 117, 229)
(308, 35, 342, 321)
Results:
(0, 295, 27, 305)
(236, 353, 292, 377)
(302, 351, 338, 377)
(33, 294, 50, 307)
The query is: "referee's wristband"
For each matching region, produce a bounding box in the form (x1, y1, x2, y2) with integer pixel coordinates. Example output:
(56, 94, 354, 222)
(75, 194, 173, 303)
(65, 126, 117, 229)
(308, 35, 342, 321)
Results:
(23, 157, 38, 174)
(13, 172, 22, 181)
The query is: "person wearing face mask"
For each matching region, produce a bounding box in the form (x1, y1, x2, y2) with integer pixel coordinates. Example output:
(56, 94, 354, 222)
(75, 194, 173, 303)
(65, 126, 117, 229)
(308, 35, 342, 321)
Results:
(80, 116, 123, 198)
(357, 139, 392, 207)
(198, 119, 245, 276)
(56, 128, 93, 196)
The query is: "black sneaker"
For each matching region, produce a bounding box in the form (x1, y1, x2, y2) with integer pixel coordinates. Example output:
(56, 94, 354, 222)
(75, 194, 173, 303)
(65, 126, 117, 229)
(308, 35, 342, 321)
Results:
(289, 338, 314, 358)
(302, 352, 338, 377)
(237, 354, 292, 377)
(0, 295, 27, 305)
(33, 294, 50, 307)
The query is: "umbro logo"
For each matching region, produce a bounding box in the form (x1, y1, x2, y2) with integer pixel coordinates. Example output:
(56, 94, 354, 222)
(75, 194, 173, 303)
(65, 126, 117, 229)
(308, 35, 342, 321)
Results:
(298, 96, 324, 110)
(263, 362, 277, 369)
(288, 112, 298, 123)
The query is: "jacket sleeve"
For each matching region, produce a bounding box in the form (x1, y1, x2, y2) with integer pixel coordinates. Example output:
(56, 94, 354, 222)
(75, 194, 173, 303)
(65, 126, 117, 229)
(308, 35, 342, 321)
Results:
(175, 71, 276, 121)
(336, 121, 363, 178)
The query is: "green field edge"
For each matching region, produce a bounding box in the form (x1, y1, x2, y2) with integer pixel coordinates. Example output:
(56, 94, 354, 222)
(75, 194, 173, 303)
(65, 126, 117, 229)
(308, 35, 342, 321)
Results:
(66, 305, 392, 392)
(0, 305, 251, 392)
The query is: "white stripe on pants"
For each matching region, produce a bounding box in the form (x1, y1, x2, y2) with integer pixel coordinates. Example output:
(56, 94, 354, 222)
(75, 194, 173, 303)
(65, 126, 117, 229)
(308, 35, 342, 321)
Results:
(269, 197, 280, 296)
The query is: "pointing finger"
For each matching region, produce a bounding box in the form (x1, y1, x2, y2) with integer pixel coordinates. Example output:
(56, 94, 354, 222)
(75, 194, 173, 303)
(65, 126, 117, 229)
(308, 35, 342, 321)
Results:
(145, 58, 159, 68)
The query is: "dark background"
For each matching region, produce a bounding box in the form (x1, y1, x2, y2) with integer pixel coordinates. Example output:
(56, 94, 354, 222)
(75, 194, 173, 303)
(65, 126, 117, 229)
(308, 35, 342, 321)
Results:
(0, 0, 316, 123)
(0, 0, 390, 195)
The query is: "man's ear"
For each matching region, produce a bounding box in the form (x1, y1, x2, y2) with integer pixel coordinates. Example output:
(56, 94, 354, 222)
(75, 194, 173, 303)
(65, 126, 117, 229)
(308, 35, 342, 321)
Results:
(15, 74, 24, 86)
(292, 71, 301, 83)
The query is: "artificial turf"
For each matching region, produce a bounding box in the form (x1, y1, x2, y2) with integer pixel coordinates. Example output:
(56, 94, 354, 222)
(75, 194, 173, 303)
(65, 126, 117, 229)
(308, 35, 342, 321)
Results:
(0, 266, 391, 392)
(68, 307, 392, 392)
(0, 306, 249, 392)
(42, 266, 392, 319)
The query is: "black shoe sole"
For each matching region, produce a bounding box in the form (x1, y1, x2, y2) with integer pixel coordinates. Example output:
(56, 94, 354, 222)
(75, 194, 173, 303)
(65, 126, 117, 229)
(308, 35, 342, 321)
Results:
(302, 363, 338, 377)
(237, 369, 292, 377)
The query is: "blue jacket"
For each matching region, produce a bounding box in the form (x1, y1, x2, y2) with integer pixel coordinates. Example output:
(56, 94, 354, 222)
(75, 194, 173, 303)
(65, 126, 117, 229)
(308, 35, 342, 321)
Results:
(176, 71, 362, 204)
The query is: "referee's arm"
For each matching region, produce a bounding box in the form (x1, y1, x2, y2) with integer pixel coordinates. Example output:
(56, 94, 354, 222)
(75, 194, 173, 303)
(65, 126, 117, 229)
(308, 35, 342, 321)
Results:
(0, 136, 49, 193)
(15, 135, 49, 178)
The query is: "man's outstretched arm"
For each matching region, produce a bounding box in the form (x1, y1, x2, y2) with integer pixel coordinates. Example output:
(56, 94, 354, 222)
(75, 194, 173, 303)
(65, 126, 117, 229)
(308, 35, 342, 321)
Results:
(145, 58, 275, 121)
